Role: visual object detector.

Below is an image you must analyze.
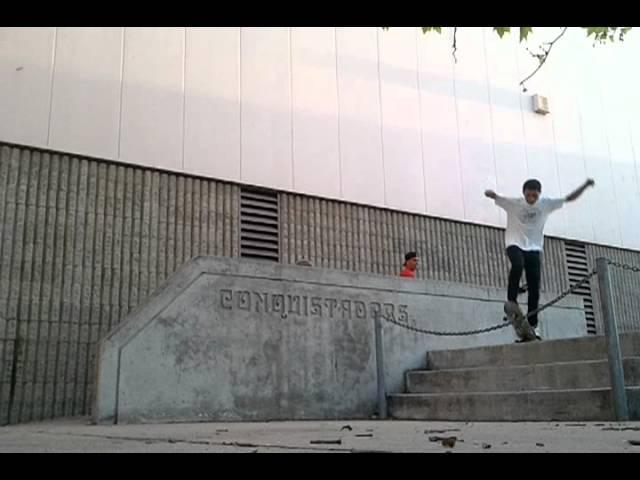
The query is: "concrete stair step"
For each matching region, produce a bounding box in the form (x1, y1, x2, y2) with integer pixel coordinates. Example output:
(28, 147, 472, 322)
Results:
(388, 387, 640, 422)
(426, 332, 640, 370)
(406, 357, 640, 394)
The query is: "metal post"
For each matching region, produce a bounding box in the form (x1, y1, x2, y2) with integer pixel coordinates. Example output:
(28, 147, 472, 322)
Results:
(373, 312, 388, 419)
(596, 257, 629, 421)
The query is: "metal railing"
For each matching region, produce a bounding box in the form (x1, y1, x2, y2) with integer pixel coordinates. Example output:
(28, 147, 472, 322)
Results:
(373, 257, 639, 421)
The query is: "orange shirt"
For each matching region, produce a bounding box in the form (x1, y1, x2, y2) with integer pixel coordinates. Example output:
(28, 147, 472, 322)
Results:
(399, 268, 416, 279)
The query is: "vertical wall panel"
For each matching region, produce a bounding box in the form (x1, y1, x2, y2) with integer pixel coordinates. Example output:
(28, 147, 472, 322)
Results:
(119, 27, 184, 171)
(453, 27, 499, 226)
(48, 28, 122, 160)
(335, 27, 385, 207)
(0, 28, 55, 147)
(416, 29, 465, 220)
(593, 39, 640, 251)
(378, 27, 425, 213)
(183, 27, 241, 182)
(240, 27, 292, 190)
(291, 27, 341, 199)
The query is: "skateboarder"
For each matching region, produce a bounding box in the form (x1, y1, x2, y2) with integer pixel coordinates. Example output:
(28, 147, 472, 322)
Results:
(485, 178, 595, 339)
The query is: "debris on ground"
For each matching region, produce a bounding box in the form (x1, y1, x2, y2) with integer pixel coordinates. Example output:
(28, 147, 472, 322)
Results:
(428, 436, 457, 448)
(602, 427, 640, 432)
(628, 440, 640, 446)
(536, 443, 545, 447)
(425, 429, 461, 434)
(235, 442, 258, 448)
(441, 438, 457, 448)
(355, 434, 374, 438)
(340, 425, 353, 431)
(221, 441, 262, 449)
(310, 439, 342, 445)
(482, 443, 491, 450)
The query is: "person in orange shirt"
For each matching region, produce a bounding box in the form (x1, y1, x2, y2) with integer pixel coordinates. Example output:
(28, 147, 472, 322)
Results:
(400, 252, 418, 278)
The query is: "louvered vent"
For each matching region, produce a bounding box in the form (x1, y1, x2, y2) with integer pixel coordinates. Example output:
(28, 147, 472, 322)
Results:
(240, 188, 280, 262)
(564, 241, 596, 335)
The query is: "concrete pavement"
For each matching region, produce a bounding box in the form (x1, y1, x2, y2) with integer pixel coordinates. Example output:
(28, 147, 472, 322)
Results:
(2, 419, 640, 452)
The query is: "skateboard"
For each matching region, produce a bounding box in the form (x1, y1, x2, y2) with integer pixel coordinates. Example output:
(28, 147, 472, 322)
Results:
(503, 301, 538, 343)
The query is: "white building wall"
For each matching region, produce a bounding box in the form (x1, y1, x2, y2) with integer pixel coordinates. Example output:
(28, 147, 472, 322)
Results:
(1, 26, 639, 250)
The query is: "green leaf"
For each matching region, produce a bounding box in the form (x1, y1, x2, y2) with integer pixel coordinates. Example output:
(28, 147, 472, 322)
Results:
(519, 27, 533, 42)
(493, 27, 511, 38)
(585, 27, 608, 38)
(420, 27, 442, 34)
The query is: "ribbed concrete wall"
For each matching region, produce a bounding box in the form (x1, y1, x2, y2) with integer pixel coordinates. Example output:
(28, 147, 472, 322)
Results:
(1, 141, 640, 425)
(0, 143, 240, 425)
(586, 245, 640, 335)
(279, 194, 570, 294)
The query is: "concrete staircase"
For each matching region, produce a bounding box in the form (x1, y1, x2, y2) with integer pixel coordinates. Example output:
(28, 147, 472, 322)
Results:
(389, 333, 640, 421)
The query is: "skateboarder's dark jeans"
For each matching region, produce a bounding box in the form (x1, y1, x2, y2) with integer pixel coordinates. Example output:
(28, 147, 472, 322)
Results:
(506, 246, 541, 327)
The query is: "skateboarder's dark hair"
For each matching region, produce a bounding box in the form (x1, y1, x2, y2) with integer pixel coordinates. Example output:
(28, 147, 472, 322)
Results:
(522, 179, 542, 193)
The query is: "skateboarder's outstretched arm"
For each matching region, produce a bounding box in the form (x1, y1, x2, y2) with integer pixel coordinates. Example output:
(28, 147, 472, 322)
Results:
(565, 178, 595, 202)
(484, 190, 516, 211)
(484, 189, 498, 200)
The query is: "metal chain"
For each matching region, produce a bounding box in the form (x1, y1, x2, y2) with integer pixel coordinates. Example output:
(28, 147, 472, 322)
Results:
(380, 268, 598, 337)
(607, 260, 640, 274)
(382, 315, 512, 337)
(524, 268, 598, 320)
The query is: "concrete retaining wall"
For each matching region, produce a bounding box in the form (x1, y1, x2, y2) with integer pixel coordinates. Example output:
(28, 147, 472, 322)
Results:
(94, 256, 584, 424)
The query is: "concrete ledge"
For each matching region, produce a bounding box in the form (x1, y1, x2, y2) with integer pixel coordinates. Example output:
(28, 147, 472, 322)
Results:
(389, 387, 640, 422)
(407, 358, 640, 393)
(94, 256, 585, 424)
(426, 332, 640, 370)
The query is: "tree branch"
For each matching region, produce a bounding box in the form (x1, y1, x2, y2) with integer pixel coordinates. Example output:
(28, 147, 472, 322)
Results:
(452, 27, 458, 63)
(520, 27, 569, 91)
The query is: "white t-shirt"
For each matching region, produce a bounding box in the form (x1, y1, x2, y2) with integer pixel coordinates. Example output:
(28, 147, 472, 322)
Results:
(495, 196, 565, 251)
